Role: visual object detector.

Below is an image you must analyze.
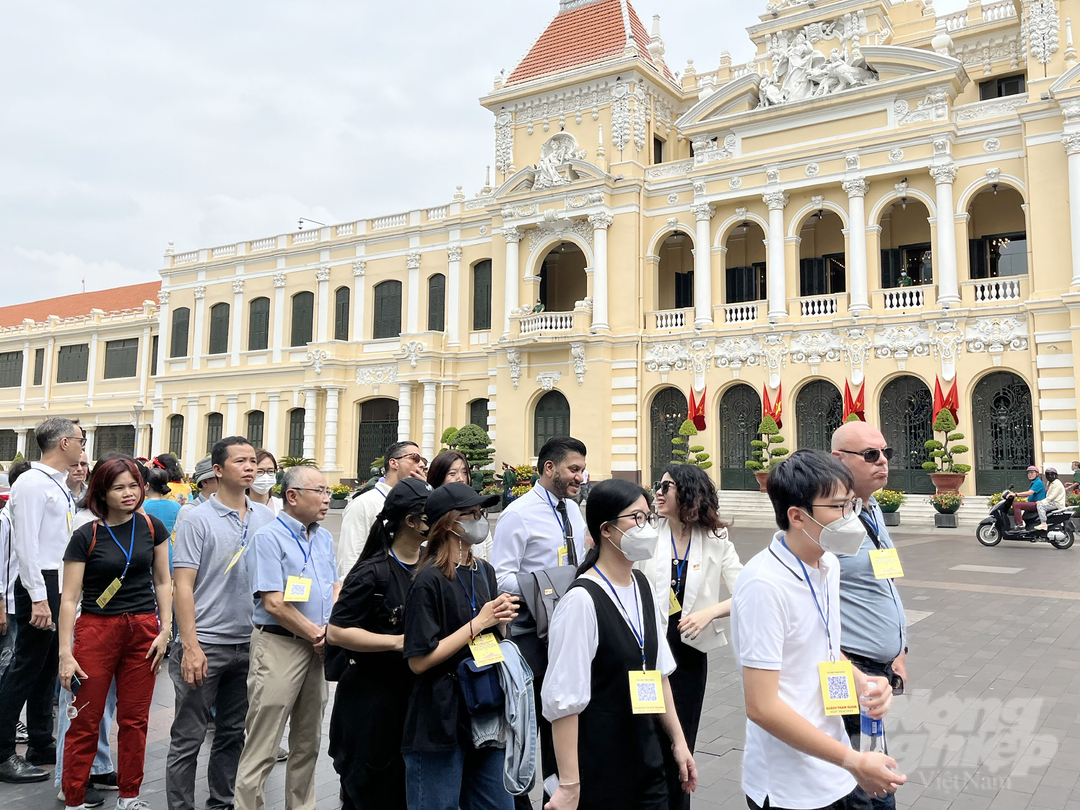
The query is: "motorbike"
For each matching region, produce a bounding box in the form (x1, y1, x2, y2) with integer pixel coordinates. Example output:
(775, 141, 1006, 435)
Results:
(976, 490, 1076, 549)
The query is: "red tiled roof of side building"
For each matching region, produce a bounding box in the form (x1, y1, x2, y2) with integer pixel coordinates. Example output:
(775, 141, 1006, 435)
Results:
(0, 281, 161, 328)
(506, 0, 673, 86)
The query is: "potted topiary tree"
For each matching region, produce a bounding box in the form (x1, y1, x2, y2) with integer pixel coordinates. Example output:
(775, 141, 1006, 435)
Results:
(745, 415, 789, 492)
(921, 410, 971, 494)
(449, 423, 497, 504)
(673, 419, 713, 470)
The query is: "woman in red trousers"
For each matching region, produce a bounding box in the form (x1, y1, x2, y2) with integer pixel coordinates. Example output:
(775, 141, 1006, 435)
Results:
(58, 455, 172, 810)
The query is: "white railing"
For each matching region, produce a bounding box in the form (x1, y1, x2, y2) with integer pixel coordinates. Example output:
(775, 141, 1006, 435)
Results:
(427, 206, 448, 221)
(211, 245, 236, 258)
(652, 310, 687, 329)
(943, 10, 968, 31)
(174, 251, 198, 265)
(520, 312, 574, 335)
(982, 0, 1017, 21)
(250, 237, 275, 251)
(373, 213, 407, 230)
(800, 295, 838, 317)
(882, 288, 925, 310)
(336, 223, 355, 236)
(973, 277, 1022, 302)
(725, 303, 758, 324)
(293, 230, 318, 244)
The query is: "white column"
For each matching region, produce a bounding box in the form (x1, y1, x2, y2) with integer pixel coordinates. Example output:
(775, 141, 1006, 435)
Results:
(151, 399, 164, 457)
(16, 430, 27, 457)
(764, 191, 790, 319)
(86, 331, 99, 405)
(137, 325, 151, 403)
(316, 266, 330, 343)
(267, 392, 282, 454)
(272, 274, 286, 363)
(502, 228, 523, 338)
(352, 261, 366, 341)
(84, 426, 96, 461)
(155, 290, 170, 375)
(397, 382, 413, 442)
(930, 164, 960, 305)
(690, 204, 715, 328)
(18, 342, 28, 409)
(842, 178, 870, 313)
(191, 286, 206, 370)
(588, 213, 613, 330)
(1065, 135, 1080, 286)
(230, 279, 244, 365)
(421, 381, 436, 459)
(302, 388, 318, 460)
(406, 252, 421, 334)
(324, 386, 343, 471)
(447, 247, 463, 347)
(186, 397, 200, 464)
(42, 337, 55, 407)
(225, 394, 239, 436)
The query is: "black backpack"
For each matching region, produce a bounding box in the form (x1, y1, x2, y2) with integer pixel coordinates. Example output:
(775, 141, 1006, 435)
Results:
(323, 556, 392, 681)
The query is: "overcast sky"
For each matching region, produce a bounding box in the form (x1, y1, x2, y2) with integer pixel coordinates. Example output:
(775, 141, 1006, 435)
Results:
(0, 0, 966, 307)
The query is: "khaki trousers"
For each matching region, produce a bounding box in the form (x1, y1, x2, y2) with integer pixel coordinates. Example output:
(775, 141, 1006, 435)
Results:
(234, 627, 328, 810)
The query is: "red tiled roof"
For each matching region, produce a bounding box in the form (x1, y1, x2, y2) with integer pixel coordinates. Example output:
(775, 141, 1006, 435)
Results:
(506, 0, 673, 86)
(0, 281, 161, 328)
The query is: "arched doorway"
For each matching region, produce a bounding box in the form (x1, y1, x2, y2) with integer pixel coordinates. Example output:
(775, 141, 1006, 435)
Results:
(972, 372, 1034, 494)
(967, 186, 1027, 282)
(534, 390, 571, 455)
(799, 210, 846, 299)
(657, 232, 694, 311)
(880, 199, 933, 288)
(725, 221, 767, 306)
(796, 381, 843, 452)
(650, 387, 688, 487)
(357, 398, 399, 480)
(878, 376, 934, 493)
(538, 242, 587, 312)
(719, 384, 762, 491)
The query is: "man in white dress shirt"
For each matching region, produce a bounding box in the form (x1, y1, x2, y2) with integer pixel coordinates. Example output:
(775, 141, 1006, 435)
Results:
(491, 436, 587, 810)
(0, 417, 85, 783)
(337, 440, 423, 578)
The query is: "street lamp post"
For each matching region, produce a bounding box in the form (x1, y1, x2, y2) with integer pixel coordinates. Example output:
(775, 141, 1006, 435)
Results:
(132, 404, 144, 459)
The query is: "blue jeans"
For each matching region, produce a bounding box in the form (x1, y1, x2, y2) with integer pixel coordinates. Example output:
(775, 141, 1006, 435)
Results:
(0, 614, 15, 685)
(56, 678, 116, 787)
(404, 745, 512, 810)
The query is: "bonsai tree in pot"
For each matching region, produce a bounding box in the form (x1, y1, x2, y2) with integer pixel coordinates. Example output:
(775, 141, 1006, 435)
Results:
(671, 419, 713, 470)
(921, 410, 971, 494)
(449, 424, 496, 490)
(745, 415, 789, 492)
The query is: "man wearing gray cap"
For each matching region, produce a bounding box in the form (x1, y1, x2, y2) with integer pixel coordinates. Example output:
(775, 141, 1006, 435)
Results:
(176, 458, 219, 527)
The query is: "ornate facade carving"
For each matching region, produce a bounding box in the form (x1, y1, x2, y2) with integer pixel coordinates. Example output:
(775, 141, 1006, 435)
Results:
(316, 267, 331, 282)
(232, 279, 244, 294)
(984, 137, 1001, 153)
(194, 286, 206, 300)
(966, 316, 1028, 365)
(537, 371, 562, 391)
(355, 364, 397, 393)
(447, 246, 463, 262)
(930, 320, 965, 381)
(494, 110, 514, 175)
(158, 290, 171, 305)
(730, 176, 743, 190)
(274, 273, 287, 288)
(352, 260, 366, 276)
(929, 164, 958, 184)
(507, 348, 522, 389)
(762, 333, 789, 388)
(692, 134, 736, 166)
(534, 132, 585, 190)
(806, 163, 819, 177)
(714, 336, 762, 378)
(406, 252, 421, 271)
(528, 219, 593, 252)
(305, 349, 329, 375)
(689, 203, 715, 222)
(763, 191, 790, 210)
(842, 177, 869, 198)
(588, 212, 613, 230)
(645, 342, 689, 381)
(1064, 133, 1080, 155)
(570, 343, 586, 385)
(889, 148, 904, 163)
(644, 160, 693, 180)
(667, 193, 680, 205)
(1028, 0, 1060, 66)
(873, 324, 930, 371)
(954, 96, 1025, 122)
(503, 227, 524, 244)
(501, 204, 539, 219)
(611, 80, 631, 153)
(894, 87, 949, 126)
(839, 327, 873, 386)
(401, 340, 425, 368)
(565, 192, 604, 209)
(791, 331, 840, 374)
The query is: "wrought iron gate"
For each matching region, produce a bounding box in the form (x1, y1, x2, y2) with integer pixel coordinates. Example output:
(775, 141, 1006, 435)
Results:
(972, 372, 1034, 495)
(719, 384, 762, 491)
(795, 380, 843, 452)
(878, 376, 934, 494)
(357, 398, 399, 481)
(650, 387, 688, 487)
(534, 391, 571, 455)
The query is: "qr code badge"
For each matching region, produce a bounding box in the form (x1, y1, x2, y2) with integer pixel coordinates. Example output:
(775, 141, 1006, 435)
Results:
(629, 671, 666, 714)
(636, 680, 659, 703)
(818, 661, 859, 715)
(827, 674, 851, 702)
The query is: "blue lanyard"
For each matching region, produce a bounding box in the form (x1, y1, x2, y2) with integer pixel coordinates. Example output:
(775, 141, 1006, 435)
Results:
(388, 547, 413, 574)
(101, 518, 136, 580)
(276, 516, 311, 576)
(862, 506, 879, 537)
(671, 529, 691, 586)
(781, 537, 833, 661)
(36, 469, 75, 517)
(539, 488, 568, 535)
(594, 566, 646, 671)
(456, 563, 477, 617)
(231, 512, 251, 553)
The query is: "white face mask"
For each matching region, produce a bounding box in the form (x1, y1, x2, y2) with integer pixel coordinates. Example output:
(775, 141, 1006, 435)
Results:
(457, 516, 489, 546)
(251, 473, 276, 495)
(802, 510, 866, 557)
(607, 522, 660, 562)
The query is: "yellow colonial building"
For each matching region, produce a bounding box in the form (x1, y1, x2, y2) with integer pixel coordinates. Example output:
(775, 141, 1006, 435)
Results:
(2, 0, 1079, 496)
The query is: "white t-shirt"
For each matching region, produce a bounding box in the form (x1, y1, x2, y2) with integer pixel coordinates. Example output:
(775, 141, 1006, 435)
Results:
(730, 532, 857, 810)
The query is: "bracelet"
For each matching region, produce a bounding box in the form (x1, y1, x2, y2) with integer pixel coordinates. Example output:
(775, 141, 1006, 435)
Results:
(558, 780, 580, 787)
(469, 618, 474, 641)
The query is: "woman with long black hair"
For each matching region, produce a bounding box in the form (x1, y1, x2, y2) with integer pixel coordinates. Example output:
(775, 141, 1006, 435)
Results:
(641, 464, 743, 809)
(326, 478, 432, 810)
(543, 479, 698, 810)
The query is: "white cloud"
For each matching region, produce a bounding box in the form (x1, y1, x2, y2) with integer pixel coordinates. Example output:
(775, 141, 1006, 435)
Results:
(12, 248, 148, 299)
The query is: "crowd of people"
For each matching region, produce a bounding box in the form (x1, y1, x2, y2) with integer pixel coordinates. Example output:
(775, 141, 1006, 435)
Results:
(0, 415, 922, 810)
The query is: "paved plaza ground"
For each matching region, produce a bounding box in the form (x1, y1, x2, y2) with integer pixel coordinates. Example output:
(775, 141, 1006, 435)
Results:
(3, 516, 1080, 809)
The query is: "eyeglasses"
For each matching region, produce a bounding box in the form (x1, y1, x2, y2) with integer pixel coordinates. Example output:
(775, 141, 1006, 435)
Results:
(460, 508, 488, 520)
(655, 481, 676, 495)
(614, 510, 660, 530)
(810, 498, 863, 519)
(289, 486, 331, 496)
(64, 435, 87, 447)
(837, 447, 893, 464)
(394, 453, 423, 465)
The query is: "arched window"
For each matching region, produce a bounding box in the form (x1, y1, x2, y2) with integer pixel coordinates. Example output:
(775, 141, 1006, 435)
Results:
(205, 413, 223, 455)
(967, 186, 1027, 280)
(473, 260, 492, 331)
(247, 410, 265, 448)
(799, 211, 846, 297)
(288, 408, 306, 457)
(169, 414, 184, 457)
(538, 243, 587, 311)
(469, 398, 489, 432)
(972, 371, 1034, 494)
(657, 232, 694, 310)
(650, 387, 688, 486)
(373, 281, 402, 340)
(725, 223, 767, 304)
(878, 376, 934, 493)
(248, 297, 270, 351)
(208, 302, 230, 355)
(334, 287, 350, 341)
(428, 274, 446, 332)
(795, 381, 843, 452)
(719, 384, 763, 491)
(534, 391, 570, 455)
(170, 307, 190, 358)
(358, 398, 399, 480)
(880, 199, 932, 288)
(291, 292, 314, 347)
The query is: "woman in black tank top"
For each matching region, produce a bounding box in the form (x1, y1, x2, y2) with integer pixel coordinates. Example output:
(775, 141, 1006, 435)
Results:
(543, 479, 698, 810)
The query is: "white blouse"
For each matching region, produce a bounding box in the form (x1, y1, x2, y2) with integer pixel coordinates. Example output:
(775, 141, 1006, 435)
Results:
(542, 572, 676, 723)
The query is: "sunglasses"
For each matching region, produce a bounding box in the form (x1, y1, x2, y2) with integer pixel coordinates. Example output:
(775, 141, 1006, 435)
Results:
(655, 481, 676, 495)
(837, 447, 894, 464)
(394, 453, 423, 464)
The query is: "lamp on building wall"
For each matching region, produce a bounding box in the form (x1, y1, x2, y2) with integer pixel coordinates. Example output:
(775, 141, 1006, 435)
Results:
(298, 217, 326, 231)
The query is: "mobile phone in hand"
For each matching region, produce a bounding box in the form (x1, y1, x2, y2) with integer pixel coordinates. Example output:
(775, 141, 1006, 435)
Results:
(70, 674, 82, 697)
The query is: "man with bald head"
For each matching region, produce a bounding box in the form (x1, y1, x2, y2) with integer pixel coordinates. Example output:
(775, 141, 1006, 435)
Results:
(831, 421, 907, 809)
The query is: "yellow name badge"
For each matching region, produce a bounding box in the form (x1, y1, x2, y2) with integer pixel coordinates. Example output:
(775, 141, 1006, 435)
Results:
(468, 633, 505, 666)
(224, 546, 248, 574)
(629, 670, 666, 714)
(283, 576, 312, 602)
(818, 660, 860, 716)
(558, 545, 569, 567)
(67, 512, 73, 533)
(869, 548, 904, 580)
(96, 578, 123, 609)
(668, 587, 682, 616)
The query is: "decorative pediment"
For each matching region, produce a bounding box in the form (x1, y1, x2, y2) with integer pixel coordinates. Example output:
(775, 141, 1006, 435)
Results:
(496, 158, 605, 197)
(676, 74, 762, 128)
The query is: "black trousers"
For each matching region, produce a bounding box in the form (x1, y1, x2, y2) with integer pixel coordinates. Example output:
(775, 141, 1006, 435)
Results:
(748, 789, 873, 810)
(841, 652, 897, 810)
(0, 570, 61, 758)
(513, 631, 555, 810)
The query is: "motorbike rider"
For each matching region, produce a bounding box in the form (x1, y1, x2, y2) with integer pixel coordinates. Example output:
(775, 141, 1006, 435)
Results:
(1011, 466, 1046, 528)
(1036, 468, 1067, 531)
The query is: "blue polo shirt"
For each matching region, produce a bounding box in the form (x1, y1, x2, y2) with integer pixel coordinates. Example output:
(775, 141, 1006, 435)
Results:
(1030, 478, 1046, 502)
(250, 512, 339, 628)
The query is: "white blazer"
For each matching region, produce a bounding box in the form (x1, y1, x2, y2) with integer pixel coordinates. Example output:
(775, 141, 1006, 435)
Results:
(637, 519, 744, 654)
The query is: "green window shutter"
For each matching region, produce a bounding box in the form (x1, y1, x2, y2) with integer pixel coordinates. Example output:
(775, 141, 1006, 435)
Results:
(472, 261, 492, 331)
(248, 298, 270, 350)
(0, 352, 22, 388)
(334, 287, 350, 341)
(170, 308, 190, 358)
(428, 274, 445, 332)
(208, 303, 230, 354)
(169, 415, 184, 457)
(291, 292, 314, 347)
(373, 281, 402, 340)
(103, 338, 139, 379)
(247, 410, 265, 448)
